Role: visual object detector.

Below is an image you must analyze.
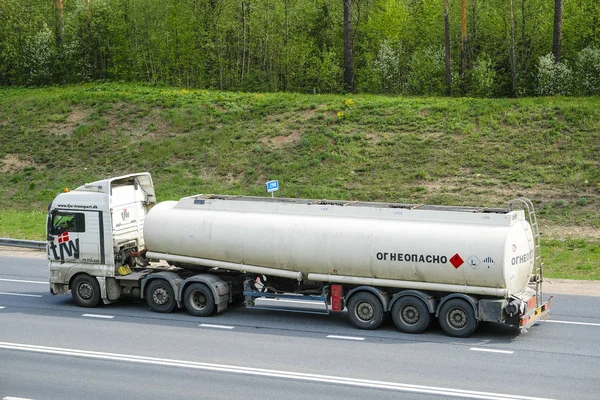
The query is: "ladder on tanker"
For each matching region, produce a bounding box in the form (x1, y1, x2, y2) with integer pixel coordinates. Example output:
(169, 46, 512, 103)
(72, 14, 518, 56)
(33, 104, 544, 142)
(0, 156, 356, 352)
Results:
(510, 198, 543, 306)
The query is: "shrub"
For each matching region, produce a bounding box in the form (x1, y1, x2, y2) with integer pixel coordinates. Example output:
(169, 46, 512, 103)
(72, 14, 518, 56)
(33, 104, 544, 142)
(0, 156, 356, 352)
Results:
(24, 23, 57, 85)
(574, 47, 600, 95)
(406, 47, 445, 96)
(468, 53, 497, 97)
(302, 50, 344, 94)
(536, 53, 573, 96)
(373, 40, 405, 94)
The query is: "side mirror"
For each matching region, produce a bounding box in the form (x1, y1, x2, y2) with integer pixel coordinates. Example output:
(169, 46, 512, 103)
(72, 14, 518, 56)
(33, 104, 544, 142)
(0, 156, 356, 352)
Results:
(46, 214, 53, 236)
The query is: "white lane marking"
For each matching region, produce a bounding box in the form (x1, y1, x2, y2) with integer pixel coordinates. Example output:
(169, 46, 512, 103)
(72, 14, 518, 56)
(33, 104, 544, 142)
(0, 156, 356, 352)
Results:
(199, 324, 234, 330)
(0, 341, 555, 400)
(326, 335, 365, 341)
(470, 348, 514, 355)
(82, 314, 114, 319)
(0, 306, 5, 309)
(4, 397, 35, 400)
(546, 320, 600, 327)
(0, 292, 42, 298)
(0, 278, 47, 285)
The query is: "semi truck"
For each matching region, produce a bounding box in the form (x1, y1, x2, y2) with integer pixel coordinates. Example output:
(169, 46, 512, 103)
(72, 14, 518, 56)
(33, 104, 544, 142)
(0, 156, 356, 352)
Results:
(47, 172, 551, 337)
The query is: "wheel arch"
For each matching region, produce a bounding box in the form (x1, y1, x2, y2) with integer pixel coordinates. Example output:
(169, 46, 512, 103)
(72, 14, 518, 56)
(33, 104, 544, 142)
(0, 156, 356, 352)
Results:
(140, 271, 182, 308)
(436, 293, 479, 319)
(388, 289, 436, 314)
(345, 286, 389, 311)
(179, 274, 226, 305)
(69, 272, 105, 299)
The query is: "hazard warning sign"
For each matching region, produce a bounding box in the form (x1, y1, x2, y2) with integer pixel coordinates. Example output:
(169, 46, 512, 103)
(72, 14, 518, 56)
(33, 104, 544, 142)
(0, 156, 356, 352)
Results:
(449, 253, 464, 269)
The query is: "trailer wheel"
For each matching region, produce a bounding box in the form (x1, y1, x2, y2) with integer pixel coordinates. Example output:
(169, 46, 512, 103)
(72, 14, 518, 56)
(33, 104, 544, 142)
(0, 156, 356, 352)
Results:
(71, 274, 101, 308)
(183, 283, 215, 317)
(439, 298, 479, 338)
(391, 296, 431, 334)
(146, 279, 176, 313)
(347, 292, 384, 330)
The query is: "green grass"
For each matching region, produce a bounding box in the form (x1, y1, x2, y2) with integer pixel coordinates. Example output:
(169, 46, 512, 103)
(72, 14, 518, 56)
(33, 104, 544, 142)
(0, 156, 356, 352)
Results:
(1, 83, 599, 279)
(0, 210, 47, 240)
(544, 239, 600, 280)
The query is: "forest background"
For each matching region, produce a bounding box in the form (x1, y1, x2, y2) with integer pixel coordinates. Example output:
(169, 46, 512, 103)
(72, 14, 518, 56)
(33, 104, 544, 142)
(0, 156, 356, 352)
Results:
(1, 0, 599, 96)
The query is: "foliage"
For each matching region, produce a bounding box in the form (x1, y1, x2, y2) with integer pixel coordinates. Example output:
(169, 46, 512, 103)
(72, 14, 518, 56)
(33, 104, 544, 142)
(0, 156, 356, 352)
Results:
(406, 47, 445, 95)
(0, 0, 599, 97)
(373, 40, 405, 94)
(536, 54, 574, 96)
(574, 47, 600, 95)
(468, 54, 497, 98)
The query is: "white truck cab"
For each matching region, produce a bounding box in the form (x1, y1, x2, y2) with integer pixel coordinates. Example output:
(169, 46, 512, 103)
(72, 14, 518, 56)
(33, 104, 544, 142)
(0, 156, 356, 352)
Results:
(47, 173, 156, 302)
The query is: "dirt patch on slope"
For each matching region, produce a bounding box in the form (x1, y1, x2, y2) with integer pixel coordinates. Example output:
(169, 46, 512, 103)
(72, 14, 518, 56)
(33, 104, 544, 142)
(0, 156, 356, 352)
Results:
(47, 107, 91, 135)
(262, 130, 302, 147)
(0, 154, 38, 173)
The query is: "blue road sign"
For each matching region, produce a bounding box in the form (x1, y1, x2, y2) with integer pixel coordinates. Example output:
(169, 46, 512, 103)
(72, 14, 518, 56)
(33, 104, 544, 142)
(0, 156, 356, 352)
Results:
(266, 180, 279, 193)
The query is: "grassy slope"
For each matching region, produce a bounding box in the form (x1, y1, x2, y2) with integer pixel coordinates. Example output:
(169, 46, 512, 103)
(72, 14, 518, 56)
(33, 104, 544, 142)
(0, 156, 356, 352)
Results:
(0, 84, 598, 278)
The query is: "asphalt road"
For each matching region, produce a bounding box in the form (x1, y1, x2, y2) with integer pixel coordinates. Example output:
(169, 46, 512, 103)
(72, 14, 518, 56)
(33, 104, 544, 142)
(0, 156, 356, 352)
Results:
(1, 253, 599, 400)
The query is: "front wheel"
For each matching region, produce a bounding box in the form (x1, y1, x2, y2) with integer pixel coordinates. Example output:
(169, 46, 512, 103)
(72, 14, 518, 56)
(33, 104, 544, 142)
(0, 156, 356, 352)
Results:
(439, 298, 479, 338)
(146, 279, 177, 313)
(183, 283, 216, 317)
(71, 274, 101, 308)
(347, 292, 385, 330)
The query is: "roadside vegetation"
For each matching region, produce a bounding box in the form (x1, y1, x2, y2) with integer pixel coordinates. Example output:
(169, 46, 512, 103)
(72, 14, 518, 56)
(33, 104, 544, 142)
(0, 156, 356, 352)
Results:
(0, 84, 598, 279)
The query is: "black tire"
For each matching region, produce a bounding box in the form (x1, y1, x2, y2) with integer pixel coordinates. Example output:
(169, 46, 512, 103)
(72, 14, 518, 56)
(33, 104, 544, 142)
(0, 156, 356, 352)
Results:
(146, 279, 177, 313)
(347, 292, 385, 330)
(391, 296, 431, 334)
(71, 274, 101, 308)
(183, 283, 216, 317)
(438, 298, 479, 338)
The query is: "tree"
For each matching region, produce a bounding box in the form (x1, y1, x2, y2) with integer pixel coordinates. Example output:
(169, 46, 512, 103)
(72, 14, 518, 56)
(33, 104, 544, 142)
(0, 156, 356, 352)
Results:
(444, 0, 451, 96)
(508, 0, 517, 95)
(552, 0, 563, 63)
(460, 0, 467, 89)
(54, 0, 64, 48)
(343, 0, 354, 93)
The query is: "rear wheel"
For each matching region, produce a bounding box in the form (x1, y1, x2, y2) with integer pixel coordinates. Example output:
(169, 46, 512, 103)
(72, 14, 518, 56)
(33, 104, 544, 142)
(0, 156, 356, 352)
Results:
(71, 274, 101, 308)
(183, 283, 215, 317)
(439, 298, 479, 338)
(347, 292, 384, 330)
(391, 296, 431, 334)
(146, 279, 176, 313)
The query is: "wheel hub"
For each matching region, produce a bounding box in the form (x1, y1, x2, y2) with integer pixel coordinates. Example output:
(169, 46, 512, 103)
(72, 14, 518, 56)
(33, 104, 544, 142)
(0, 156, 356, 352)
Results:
(191, 291, 207, 310)
(153, 287, 169, 305)
(78, 282, 93, 300)
(448, 308, 468, 329)
(401, 305, 420, 325)
(356, 302, 374, 322)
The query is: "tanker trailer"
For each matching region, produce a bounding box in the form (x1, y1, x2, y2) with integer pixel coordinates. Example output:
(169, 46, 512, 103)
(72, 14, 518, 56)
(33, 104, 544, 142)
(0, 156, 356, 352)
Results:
(142, 194, 551, 337)
(46, 173, 550, 338)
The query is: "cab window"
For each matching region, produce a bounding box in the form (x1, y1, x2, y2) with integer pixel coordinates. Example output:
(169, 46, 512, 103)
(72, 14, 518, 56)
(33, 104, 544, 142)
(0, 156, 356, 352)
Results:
(51, 212, 86, 234)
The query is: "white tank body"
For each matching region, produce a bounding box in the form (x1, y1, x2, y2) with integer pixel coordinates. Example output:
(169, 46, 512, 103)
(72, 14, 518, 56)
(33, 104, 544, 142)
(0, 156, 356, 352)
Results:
(144, 195, 535, 296)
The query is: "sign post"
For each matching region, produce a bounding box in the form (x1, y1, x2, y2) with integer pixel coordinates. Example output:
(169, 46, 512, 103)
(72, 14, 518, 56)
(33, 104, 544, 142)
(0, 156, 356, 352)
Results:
(266, 180, 279, 198)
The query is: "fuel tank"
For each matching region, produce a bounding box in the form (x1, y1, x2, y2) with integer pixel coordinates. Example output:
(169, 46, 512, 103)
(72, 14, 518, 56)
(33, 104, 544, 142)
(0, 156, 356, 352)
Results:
(143, 195, 535, 296)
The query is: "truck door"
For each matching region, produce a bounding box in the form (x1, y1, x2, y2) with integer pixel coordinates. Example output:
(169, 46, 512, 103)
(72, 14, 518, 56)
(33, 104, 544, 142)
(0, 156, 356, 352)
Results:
(47, 210, 103, 264)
